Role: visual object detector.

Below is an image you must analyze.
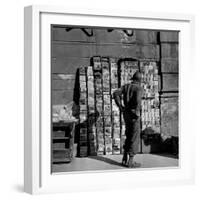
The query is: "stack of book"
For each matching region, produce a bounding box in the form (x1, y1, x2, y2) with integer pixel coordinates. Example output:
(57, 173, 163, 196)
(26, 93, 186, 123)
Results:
(78, 58, 160, 156)
(92, 56, 105, 155)
(140, 61, 160, 133)
(110, 58, 121, 154)
(79, 66, 88, 157)
(102, 57, 112, 155)
(86, 66, 97, 156)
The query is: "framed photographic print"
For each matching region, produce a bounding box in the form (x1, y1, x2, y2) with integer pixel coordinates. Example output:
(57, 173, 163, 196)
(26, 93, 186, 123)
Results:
(24, 5, 195, 194)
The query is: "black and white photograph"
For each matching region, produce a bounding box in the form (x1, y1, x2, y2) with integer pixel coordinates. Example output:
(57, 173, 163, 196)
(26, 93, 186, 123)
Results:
(0, 0, 197, 197)
(51, 25, 179, 173)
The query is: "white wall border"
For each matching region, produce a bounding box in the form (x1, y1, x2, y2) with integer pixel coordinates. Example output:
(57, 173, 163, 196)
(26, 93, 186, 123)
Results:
(24, 5, 195, 194)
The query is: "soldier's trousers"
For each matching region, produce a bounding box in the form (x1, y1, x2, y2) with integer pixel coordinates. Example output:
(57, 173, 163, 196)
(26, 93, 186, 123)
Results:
(123, 110, 140, 156)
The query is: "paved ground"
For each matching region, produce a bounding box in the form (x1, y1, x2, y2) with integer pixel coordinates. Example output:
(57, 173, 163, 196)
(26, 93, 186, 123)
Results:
(52, 153, 179, 173)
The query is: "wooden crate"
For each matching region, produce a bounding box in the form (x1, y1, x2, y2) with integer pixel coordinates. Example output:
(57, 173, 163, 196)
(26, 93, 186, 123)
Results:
(52, 122, 76, 164)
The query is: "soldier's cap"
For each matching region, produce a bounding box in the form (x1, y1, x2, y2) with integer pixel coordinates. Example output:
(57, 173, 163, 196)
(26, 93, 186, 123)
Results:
(131, 71, 141, 82)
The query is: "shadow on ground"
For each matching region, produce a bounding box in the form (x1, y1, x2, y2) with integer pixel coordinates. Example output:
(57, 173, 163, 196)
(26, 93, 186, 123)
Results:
(152, 153, 178, 159)
(88, 156, 124, 167)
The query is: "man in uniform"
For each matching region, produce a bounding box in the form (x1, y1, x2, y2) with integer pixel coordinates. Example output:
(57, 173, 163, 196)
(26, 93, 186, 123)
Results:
(113, 71, 143, 168)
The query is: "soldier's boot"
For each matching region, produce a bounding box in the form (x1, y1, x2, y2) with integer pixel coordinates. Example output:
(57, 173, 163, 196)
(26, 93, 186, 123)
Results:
(127, 156, 141, 168)
(122, 152, 128, 166)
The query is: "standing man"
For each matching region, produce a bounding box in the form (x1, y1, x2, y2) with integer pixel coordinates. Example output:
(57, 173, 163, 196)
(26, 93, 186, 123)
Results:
(113, 71, 143, 168)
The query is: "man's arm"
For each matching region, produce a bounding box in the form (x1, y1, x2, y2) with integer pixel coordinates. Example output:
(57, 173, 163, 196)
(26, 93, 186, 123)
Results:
(113, 87, 124, 112)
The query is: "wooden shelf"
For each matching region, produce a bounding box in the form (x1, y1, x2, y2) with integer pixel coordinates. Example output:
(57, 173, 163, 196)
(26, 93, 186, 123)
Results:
(53, 148, 70, 151)
(53, 158, 71, 163)
(53, 137, 70, 140)
(52, 121, 76, 165)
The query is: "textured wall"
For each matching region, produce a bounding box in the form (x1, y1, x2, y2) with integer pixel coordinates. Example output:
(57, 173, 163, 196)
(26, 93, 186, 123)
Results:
(51, 27, 160, 105)
(159, 31, 179, 138)
(51, 26, 179, 153)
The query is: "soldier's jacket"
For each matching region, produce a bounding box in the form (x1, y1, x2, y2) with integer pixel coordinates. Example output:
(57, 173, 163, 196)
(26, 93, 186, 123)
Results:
(113, 82, 143, 118)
